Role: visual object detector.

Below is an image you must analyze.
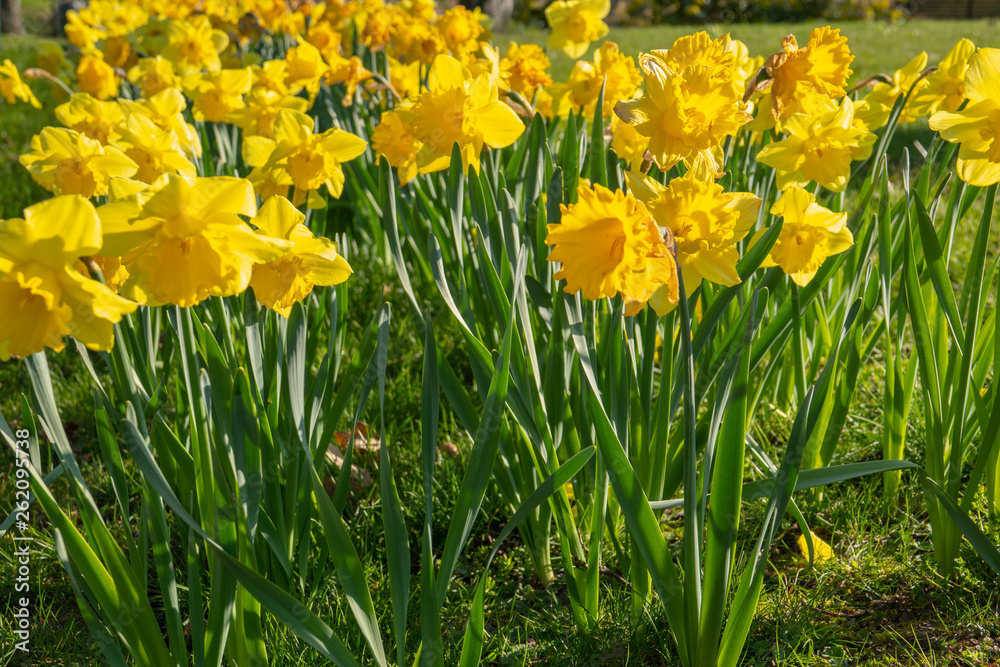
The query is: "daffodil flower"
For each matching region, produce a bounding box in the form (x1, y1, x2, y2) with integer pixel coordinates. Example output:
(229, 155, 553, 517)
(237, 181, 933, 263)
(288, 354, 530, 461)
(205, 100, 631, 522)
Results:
(161, 15, 229, 75)
(182, 68, 252, 123)
(249, 196, 353, 317)
(243, 108, 368, 206)
(113, 114, 197, 183)
(0, 59, 41, 108)
(499, 42, 553, 100)
(20, 127, 138, 198)
(371, 109, 422, 186)
(229, 89, 309, 139)
(757, 97, 876, 193)
(545, 0, 610, 59)
(436, 6, 486, 58)
(408, 54, 525, 174)
(615, 50, 751, 175)
(929, 47, 1000, 187)
(76, 54, 120, 101)
(127, 56, 181, 98)
(910, 39, 976, 118)
(755, 186, 853, 286)
(766, 26, 854, 122)
(545, 183, 678, 316)
(0, 196, 136, 360)
(283, 41, 328, 103)
(853, 52, 929, 130)
(97, 175, 289, 307)
(626, 170, 761, 310)
(327, 54, 373, 105)
(548, 42, 641, 119)
(120, 88, 202, 157)
(55, 92, 125, 145)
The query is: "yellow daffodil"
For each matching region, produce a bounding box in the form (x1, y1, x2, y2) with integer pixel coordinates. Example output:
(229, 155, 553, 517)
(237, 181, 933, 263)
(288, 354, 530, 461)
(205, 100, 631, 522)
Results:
(854, 52, 929, 130)
(545, 0, 610, 59)
(910, 38, 976, 119)
(409, 54, 525, 174)
(101, 36, 136, 70)
(284, 41, 329, 103)
(435, 6, 486, 59)
(242, 108, 368, 206)
(391, 20, 446, 66)
(229, 89, 309, 138)
(20, 127, 138, 198)
(766, 26, 854, 122)
(728, 38, 764, 91)
(97, 175, 288, 307)
(327, 54, 373, 105)
(161, 15, 229, 74)
(647, 31, 736, 73)
(930, 48, 1000, 187)
(389, 57, 422, 99)
(358, 4, 394, 52)
(64, 10, 108, 53)
(78, 0, 149, 37)
(55, 93, 125, 145)
(182, 68, 252, 123)
(119, 88, 202, 157)
(250, 59, 303, 97)
(132, 17, 172, 54)
(625, 170, 760, 310)
(615, 50, 751, 175)
(758, 97, 877, 192)
(113, 114, 197, 183)
(76, 54, 120, 101)
(545, 183, 677, 315)
(1, 59, 41, 108)
(757, 186, 853, 286)
(402, 0, 437, 21)
(499, 42, 553, 101)
(306, 20, 344, 61)
(549, 42, 641, 119)
(127, 56, 180, 97)
(466, 44, 503, 91)
(371, 108, 422, 185)
(249, 196, 353, 317)
(0, 196, 136, 360)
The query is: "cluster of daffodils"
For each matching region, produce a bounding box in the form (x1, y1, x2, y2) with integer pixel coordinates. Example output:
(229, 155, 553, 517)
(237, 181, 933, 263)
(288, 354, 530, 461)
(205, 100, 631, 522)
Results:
(542, 29, 997, 316)
(2, 0, 997, 355)
(543, 30, 854, 315)
(0, 176, 352, 361)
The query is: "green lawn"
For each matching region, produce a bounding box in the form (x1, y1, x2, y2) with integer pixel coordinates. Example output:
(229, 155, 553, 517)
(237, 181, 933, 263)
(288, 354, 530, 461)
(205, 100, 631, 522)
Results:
(0, 34, 60, 219)
(500, 18, 1000, 80)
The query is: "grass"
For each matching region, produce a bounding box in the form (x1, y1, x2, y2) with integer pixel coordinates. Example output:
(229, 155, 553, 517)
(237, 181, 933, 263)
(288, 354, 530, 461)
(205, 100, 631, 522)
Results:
(499, 18, 1000, 80)
(0, 34, 61, 219)
(2, 14, 1000, 667)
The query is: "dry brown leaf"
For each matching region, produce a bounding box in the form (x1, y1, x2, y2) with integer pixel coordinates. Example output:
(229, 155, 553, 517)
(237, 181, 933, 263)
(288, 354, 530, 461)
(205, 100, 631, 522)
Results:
(325, 443, 374, 492)
(438, 441, 460, 457)
(334, 422, 381, 463)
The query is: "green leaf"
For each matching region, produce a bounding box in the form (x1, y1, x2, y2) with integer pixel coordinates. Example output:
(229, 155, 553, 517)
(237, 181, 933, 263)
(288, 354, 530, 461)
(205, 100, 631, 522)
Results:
(435, 250, 526, 605)
(117, 415, 364, 667)
(458, 447, 596, 667)
(588, 77, 608, 188)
